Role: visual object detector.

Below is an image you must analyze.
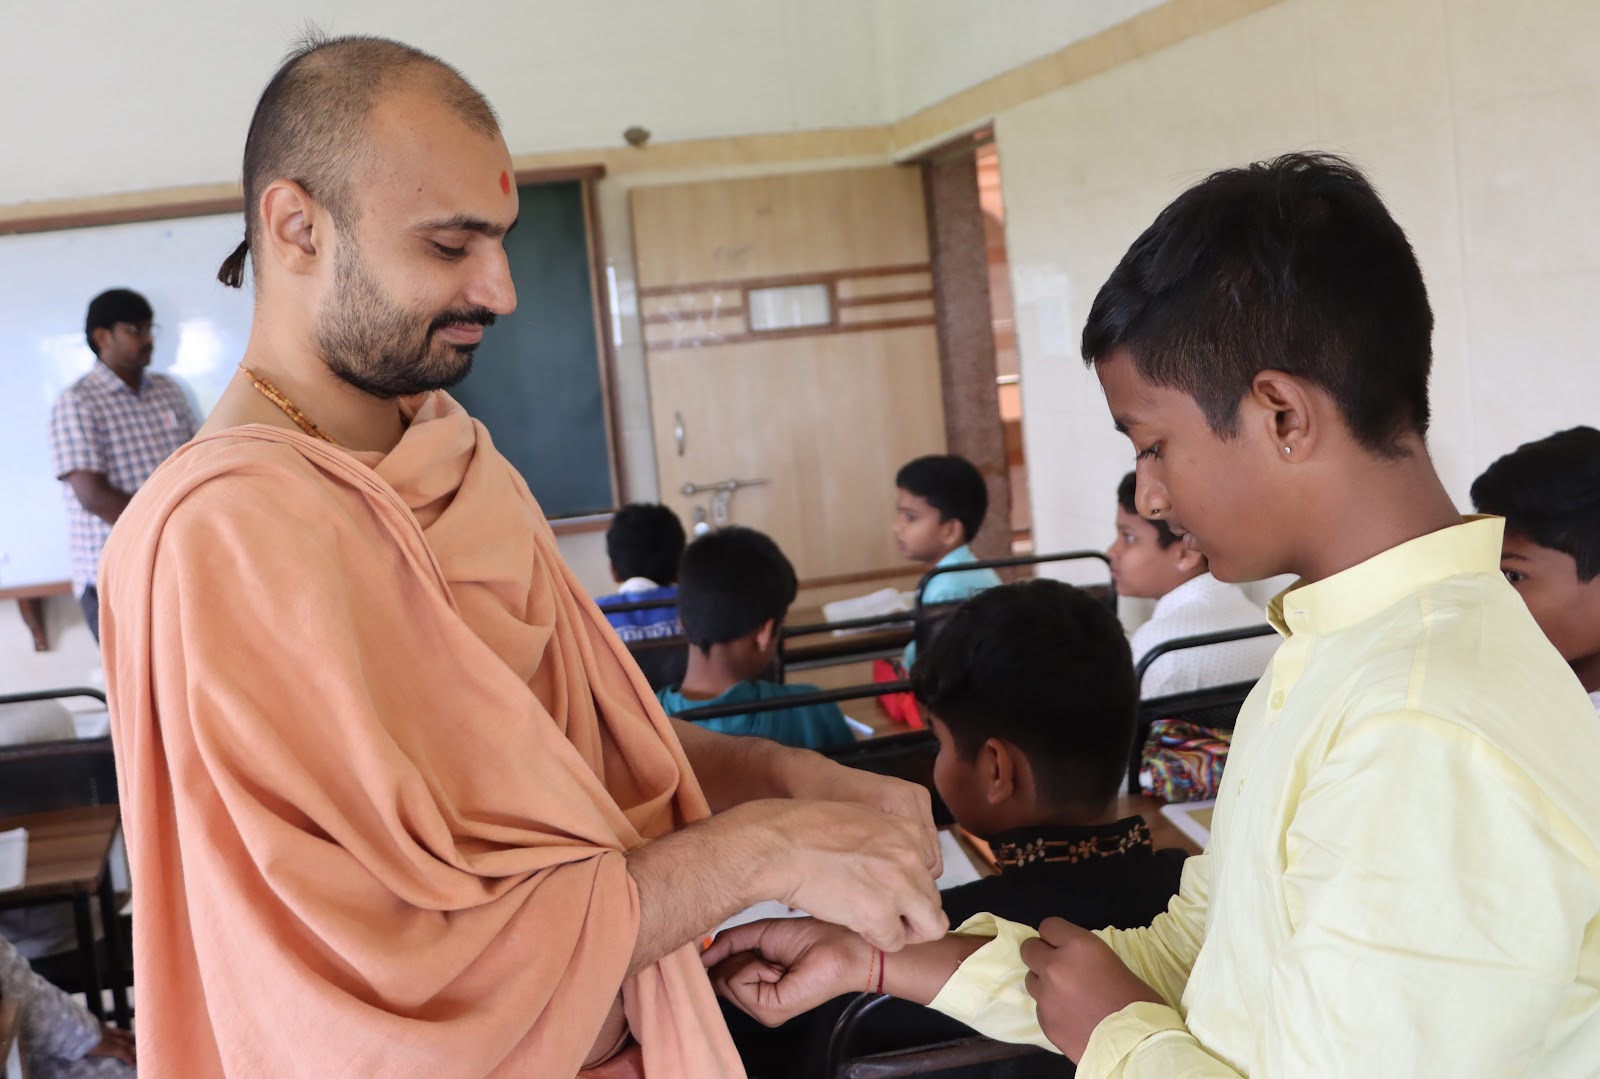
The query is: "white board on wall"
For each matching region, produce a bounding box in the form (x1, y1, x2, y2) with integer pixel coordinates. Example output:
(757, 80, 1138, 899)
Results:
(0, 213, 250, 590)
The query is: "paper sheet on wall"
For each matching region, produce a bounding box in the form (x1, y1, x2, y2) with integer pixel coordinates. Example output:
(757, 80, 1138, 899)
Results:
(715, 829, 980, 935)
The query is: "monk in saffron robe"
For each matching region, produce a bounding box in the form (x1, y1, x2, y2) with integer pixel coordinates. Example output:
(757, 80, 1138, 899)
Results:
(99, 34, 945, 1078)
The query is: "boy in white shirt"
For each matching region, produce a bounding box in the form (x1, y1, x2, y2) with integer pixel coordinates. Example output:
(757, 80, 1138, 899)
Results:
(1108, 472, 1275, 697)
(1472, 426, 1600, 714)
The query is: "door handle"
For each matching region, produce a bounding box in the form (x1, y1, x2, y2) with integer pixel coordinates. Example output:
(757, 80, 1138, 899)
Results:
(680, 478, 769, 497)
(681, 478, 770, 529)
(674, 412, 686, 457)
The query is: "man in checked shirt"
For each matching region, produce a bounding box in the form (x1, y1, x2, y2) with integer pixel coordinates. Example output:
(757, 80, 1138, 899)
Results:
(50, 288, 197, 642)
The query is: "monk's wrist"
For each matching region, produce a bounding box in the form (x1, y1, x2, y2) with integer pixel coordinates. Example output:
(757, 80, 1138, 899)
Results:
(710, 799, 793, 907)
(764, 743, 827, 801)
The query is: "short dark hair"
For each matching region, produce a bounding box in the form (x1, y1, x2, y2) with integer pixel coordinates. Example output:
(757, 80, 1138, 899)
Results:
(912, 579, 1137, 807)
(1471, 426, 1600, 583)
(677, 527, 798, 652)
(606, 503, 687, 585)
(1117, 472, 1182, 549)
(896, 455, 988, 544)
(1082, 153, 1432, 457)
(84, 289, 153, 355)
(219, 32, 500, 288)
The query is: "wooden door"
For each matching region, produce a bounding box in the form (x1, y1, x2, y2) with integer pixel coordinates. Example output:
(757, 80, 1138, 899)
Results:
(631, 167, 946, 584)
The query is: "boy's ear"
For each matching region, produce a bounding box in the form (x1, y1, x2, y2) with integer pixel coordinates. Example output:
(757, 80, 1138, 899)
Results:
(1174, 544, 1206, 575)
(984, 738, 1020, 806)
(1249, 370, 1318, 459)
(752, 617, 778, 652)
(938, 514, 966, 550)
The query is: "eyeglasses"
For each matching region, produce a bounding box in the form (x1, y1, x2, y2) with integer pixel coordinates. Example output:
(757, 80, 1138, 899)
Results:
(115, 321, 157, 340)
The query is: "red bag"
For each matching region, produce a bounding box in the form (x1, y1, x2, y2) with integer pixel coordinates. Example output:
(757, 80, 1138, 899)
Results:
(873, 658, 923, 729)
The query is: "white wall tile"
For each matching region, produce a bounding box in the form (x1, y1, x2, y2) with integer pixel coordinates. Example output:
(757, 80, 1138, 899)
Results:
(1310, 0, 1452, 142)
(1445, 0, 1600, 108)
(993, 0, 1600, 568)
(1464, 272, 1600, 468)
(1457, 82, 1600, 277)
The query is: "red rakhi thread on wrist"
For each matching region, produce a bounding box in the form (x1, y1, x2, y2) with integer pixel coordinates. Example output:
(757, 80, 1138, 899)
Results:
(875, 948, 886, 994)
(865, 947, 879, 993)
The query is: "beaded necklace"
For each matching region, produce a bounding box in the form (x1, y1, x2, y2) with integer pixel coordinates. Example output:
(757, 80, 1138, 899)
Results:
(241, 367, 338, 445)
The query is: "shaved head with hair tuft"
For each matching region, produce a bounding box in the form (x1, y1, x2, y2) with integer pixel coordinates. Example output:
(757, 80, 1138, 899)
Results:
(219, 31, 500, 287)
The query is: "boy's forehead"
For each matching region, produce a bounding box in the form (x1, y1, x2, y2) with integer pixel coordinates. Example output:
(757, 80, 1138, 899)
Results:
(1501, 531, 1568, 566)
(1116, 505, 1162, 541)
(1096, 350, 1162, 430)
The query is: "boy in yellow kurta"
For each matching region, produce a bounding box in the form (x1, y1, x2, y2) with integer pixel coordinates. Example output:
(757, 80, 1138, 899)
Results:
(706, 154, 1600, 1076)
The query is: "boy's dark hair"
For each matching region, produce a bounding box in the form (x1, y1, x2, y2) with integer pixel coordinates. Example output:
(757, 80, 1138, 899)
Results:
(896, 455, 988, 544)
(1471, 426, 1600, 582)
(1117, 472, 1181, 549)
(606, 503, 687, 585)
(912, 579, 1136, 807)
(677, 526, 798, 652)
(1082, 153, 1432, 458)
(85, 289, 153, 355)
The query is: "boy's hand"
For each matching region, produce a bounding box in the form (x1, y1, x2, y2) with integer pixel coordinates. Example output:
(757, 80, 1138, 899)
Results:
(87, 1024, 137, 1066)
(1021, 918, 1165, 1060)
(705, 918, 871, 1026)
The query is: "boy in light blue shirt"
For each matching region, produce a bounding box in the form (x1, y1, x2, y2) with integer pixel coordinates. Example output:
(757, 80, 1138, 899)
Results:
(894, 454, 1001, 666)
(658, 526, 853, 750)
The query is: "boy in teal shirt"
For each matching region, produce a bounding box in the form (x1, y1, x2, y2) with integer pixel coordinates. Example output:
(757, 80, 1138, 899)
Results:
(658, 526, 853, 750)
(894, 454, 1001, 667)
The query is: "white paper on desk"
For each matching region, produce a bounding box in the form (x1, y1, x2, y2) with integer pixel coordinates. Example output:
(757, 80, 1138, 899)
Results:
(1160, 798, 1216, 850)
(714, 830, 981, 935)
(822, 588, 911, 636)
(0, 828, 28, 892)
(842, 714, 875, 740)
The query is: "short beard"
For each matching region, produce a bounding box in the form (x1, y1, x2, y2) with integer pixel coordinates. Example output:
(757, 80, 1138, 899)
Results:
(316, 241, 495, 399)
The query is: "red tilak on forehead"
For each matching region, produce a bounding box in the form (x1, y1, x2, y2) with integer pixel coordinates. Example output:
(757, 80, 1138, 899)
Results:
(499, 170, 511, 195)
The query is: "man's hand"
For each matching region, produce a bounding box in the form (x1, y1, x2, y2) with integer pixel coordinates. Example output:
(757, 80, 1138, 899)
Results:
(744, 799, 947, 952)
(776, 756, 942, 877)
(626, 795, 945, 974)
(1021, 918, 1165, 1060)
(705, 917, 871, 1026)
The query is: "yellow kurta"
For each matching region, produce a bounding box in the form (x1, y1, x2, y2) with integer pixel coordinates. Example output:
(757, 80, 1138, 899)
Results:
(930, 518, 1600, 1076)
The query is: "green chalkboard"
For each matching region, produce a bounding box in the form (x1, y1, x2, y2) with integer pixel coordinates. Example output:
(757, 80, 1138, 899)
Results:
(451, 180, 614, 518)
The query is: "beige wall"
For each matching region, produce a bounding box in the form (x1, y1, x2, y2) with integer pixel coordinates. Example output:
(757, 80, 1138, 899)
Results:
(0, 0, 886, 207)
(870, 0, 1165, 118)
(994, 0, 1600, 568)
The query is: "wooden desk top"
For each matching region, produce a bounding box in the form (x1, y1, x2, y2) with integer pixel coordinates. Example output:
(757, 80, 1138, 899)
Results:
(0, 805, 119, 904)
